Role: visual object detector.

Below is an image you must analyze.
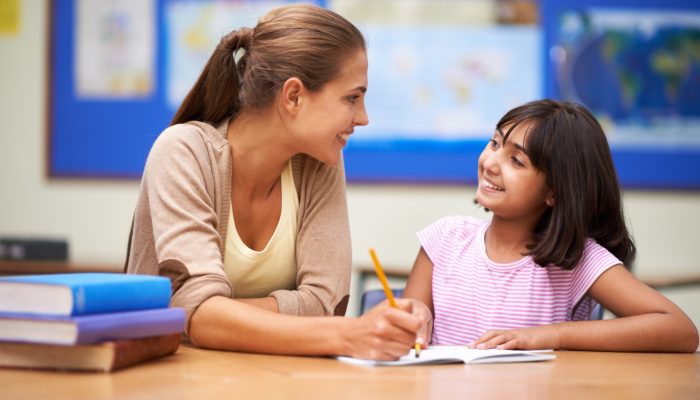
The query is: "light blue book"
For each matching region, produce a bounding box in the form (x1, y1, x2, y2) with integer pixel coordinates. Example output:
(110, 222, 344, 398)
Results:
(0, 273, 171, 316)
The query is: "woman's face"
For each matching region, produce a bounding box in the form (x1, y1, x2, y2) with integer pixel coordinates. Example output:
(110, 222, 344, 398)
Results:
(292, 50, 369, 166)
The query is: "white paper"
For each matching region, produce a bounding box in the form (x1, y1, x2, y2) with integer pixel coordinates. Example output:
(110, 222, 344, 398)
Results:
(337, 346, 555, 366)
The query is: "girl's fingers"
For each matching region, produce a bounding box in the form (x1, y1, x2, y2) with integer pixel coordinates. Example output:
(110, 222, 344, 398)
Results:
(473, 330, 501, 346)
(496, 338, 521, 350)
(477, 333, 511, 349)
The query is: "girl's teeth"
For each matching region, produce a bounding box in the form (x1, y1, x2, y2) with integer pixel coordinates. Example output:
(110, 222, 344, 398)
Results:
(483, 180, 504, 191)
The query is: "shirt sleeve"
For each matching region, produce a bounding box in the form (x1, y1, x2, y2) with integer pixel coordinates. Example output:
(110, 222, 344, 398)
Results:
(270, 154, 351, 317)
(142, 125, 231, 333)
(569, 239, 622, 310)
(415, 216, 453, 267)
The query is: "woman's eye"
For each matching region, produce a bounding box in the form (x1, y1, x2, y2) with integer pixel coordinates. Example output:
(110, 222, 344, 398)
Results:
(347, 95, 360, 104)
(488, 139, 499, 148)
(511, 156, 524, 166)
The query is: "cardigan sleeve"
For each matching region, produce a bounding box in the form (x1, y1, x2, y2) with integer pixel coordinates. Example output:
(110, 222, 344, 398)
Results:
(140, 125, 232, 334)
(269, 154, 352, 317)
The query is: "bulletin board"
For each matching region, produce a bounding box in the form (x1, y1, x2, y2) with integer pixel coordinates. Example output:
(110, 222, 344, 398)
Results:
(49, 0, 168, 178)
(541, 0, 700, 189)
(47, 0, 539, 183)
(48, 0, 700, 189)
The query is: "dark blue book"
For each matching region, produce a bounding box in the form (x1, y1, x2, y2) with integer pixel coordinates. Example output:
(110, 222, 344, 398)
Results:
(0, 273, 171, 316)
(0, 308, 185, 345)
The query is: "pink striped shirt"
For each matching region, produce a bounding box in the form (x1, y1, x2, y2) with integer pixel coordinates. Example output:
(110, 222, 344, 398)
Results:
(417, 216, 621, 345)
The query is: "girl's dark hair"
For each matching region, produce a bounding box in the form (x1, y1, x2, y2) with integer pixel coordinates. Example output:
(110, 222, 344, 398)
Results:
(171, 4, 366, 126)
(496, 99, 636, 269)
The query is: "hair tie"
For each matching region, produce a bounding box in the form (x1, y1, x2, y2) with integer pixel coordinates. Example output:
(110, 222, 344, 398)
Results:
(233, 47, 247, 67)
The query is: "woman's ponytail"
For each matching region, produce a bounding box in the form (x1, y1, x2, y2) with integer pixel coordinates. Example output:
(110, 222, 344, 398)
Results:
(171, 28, 253, 126)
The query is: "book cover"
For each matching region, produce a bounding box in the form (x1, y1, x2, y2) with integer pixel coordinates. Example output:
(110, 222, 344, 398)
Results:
(0, 333, 181, 372)
(337, 346, 555, 366)
(0, 273, 172, 316)
(0, 307, 185, 345)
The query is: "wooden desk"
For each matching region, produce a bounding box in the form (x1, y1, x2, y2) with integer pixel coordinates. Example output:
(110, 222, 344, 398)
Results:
(0, 345, 698, 400)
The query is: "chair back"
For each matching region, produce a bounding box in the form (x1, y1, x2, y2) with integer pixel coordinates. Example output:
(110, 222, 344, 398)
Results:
(590, 303, 605, 320)
(359, 288, 404, 314)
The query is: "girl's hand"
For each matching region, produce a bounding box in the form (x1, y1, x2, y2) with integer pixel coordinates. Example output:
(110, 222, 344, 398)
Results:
(468, 325, 561, 350)
(342, 299, 421, 360)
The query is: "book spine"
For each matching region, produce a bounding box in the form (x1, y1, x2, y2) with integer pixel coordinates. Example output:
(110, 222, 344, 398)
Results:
(74, 308, 185, 344)
(109, 334, 181, 371)
(71, 280, 172, 315)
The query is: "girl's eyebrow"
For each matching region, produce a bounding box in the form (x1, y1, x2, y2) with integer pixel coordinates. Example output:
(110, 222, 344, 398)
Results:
(513, 142, 527, 153)
(496, 126, 527, 152)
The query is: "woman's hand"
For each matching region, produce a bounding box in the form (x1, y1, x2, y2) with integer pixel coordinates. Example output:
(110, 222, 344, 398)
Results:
(468, 325, 561, 350)
(341, 299, 421, 360)
(404, 298, 433, 347)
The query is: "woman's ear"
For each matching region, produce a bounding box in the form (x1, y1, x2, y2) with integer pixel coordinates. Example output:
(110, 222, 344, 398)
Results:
(280, 77, 304, 115)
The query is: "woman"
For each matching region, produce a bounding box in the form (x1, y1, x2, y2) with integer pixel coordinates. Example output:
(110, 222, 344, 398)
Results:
(126, 4, 420, 360)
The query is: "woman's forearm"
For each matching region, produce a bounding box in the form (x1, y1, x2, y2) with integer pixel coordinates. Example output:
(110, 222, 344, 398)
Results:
(236, 297, 279, 313)
(188, 296, 423, 359)
(189, 296, 347, 355)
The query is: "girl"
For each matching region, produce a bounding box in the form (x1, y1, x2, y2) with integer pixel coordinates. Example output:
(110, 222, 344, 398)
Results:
(126, 4, 420, 360)
(403, 99, 699, 352)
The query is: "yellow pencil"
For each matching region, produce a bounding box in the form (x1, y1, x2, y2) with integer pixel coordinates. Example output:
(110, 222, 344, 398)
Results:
(368, 248, 421, 358)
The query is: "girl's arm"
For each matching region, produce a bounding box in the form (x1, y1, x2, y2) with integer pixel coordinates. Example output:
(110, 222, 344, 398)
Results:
(188, 295, 421, 360)
(472, 265, 699, 353)
(568, 264, 698, 352)
(402, 248, 436, 344)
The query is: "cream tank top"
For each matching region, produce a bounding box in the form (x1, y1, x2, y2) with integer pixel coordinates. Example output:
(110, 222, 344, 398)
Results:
(223, 160, 298, 298)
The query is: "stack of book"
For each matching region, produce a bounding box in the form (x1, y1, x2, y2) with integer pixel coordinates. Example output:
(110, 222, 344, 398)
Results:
(0, 273, 185, 372)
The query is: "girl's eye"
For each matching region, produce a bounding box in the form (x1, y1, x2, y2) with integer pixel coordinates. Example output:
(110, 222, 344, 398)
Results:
(488, 138, 499, 148)
(347, 95, 360, 104)
(511, 156, 524, 167)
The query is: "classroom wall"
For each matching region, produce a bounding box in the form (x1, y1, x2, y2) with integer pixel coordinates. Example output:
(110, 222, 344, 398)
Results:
(1, 2, 699, 324)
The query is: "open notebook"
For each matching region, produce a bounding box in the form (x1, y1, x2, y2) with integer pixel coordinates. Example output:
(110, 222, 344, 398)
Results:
(337, 346, 555, 366)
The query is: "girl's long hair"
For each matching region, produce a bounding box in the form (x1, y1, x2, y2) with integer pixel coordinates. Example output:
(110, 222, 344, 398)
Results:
(496, 99, 636, 269)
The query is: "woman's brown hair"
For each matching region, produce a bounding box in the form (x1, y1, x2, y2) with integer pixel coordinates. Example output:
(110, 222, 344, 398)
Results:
(171, 4, 366, 126)
(496, 99, 636, 270)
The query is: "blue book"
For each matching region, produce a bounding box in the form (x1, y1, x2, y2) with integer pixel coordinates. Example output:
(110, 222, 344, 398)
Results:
(0, 273, 171, 316)
(0, 308, 185, 345)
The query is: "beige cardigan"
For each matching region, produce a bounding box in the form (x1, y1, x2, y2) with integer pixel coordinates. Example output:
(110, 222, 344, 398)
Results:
(125, 120, 351, 335)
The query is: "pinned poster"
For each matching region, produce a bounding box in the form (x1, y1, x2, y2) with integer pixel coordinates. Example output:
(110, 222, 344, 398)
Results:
(0, 0, 20, 36)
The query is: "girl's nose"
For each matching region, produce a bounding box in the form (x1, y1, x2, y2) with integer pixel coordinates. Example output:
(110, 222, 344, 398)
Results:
(482, 150, 501, 174)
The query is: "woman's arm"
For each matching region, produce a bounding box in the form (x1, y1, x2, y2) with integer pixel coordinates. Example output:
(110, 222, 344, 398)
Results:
(189, 296, 421, 360)
(402, 248, 436, 344)
(236, 297, 279, 312)
(472, 265, 699, 353)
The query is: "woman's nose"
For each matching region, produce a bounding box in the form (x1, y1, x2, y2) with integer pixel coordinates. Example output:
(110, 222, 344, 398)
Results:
(354, 103, 369, 126)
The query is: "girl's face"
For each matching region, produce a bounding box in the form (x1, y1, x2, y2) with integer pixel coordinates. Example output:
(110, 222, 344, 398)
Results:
(476, 124, 553, 222)
(292, 50, 369, 166)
